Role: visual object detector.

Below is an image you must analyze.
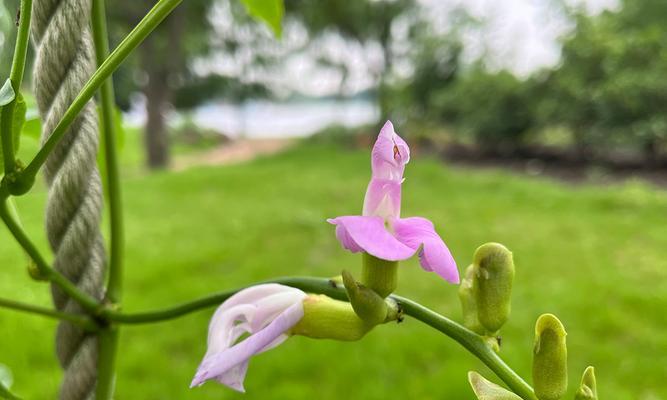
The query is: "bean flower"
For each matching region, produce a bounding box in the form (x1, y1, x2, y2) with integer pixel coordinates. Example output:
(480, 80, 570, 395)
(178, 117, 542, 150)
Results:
(190, 284, 307, 392)
(328, 121, 459, 284)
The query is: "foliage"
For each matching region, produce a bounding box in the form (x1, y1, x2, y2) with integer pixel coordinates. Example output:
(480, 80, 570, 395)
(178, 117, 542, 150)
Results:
(539, 3, 667, 160)
(435, 67, 535, 152)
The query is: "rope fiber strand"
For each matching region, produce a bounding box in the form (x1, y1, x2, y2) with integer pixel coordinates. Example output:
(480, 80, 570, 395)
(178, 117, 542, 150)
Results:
(31, 0, 107, 398)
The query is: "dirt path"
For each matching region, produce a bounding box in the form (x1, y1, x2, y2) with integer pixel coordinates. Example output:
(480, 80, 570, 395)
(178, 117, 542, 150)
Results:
(173, 138, 295, 171)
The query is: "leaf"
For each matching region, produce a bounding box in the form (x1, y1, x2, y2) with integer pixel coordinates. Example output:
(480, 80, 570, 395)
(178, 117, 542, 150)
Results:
(0, 364, 20, 400)
(239, 0, 284, 37)
(468, 371, 522, 400)
(21, 116, 41, 140)
(0, 80, 15, 106)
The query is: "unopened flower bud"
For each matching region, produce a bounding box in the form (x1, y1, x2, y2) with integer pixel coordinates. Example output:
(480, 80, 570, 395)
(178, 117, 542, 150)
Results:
(473, 243, 514, 333)
(574, 366, 597, 400)
(468, 371, 522, 400)
(342, 270, 388, 325)
(459, 264, 484, 334)
(533, 314, 568, 400)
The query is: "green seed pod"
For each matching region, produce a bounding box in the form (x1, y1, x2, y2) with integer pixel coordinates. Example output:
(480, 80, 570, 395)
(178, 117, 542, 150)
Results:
(342, 269, 388, 326)
(533, 314, 568, 400)
(459, 264, 485, 334)
(473, 243, 515, 333)
(574, 366, 597, 400)
(468, 371, 522, 400)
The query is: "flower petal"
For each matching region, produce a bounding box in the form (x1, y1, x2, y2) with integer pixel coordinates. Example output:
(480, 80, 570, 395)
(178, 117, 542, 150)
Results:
(327, 216, 416, 261)
(190, 301, 305, 390)
(362, 178, 402, 219)
(391, 217, 459, 283)
(371, 121, 410, 181)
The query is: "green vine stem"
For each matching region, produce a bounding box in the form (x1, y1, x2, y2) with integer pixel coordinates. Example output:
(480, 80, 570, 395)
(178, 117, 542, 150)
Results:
(1, 0, 32, 175)
(102, 277, 537, 400)
(0, 198, 101, 313)
(91, 0, 123, 398)
(92, 0, 124, 306)
(0, 297, 98, 331)
(16, 0, 183, 189)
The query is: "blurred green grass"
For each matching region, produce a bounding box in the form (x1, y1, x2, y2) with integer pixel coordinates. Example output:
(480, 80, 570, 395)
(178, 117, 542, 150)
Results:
(1, 131, 666, 399)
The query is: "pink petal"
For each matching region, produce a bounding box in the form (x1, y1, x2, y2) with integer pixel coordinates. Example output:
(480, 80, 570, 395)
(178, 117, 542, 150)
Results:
(391, 217, 459, 284)
(327, 216, 416, 261)
(190, 301, 305, 390)
(371, 121, 410, 181)
(362, 178, 402, 219)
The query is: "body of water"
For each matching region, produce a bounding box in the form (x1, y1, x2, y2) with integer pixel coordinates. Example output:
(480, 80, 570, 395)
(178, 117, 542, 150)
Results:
(125, 98, 379, 139)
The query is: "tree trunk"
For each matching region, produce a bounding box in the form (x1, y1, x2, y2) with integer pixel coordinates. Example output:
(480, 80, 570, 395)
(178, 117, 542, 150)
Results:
(143, 67, 170, 169)
(139, 7, 185, 170)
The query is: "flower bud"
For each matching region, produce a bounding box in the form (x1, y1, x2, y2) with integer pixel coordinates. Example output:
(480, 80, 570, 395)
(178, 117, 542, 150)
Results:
(473, 243, 514, 333)
(342, 270, 388, 325)
(458, 264, 484, 334)
(468, 371, 522, 400)
(291, 294, 374, 341)
(574, 366, 597, 400)
(533, 314, 568, 400)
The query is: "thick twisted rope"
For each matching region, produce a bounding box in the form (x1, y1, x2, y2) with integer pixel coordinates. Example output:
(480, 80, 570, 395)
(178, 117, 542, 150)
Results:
(31, 1, 107, 398)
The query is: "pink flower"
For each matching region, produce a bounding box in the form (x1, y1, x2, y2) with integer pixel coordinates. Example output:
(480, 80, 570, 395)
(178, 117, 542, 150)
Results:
(328, 121, 459, 284)
(190, 284, 307, 392)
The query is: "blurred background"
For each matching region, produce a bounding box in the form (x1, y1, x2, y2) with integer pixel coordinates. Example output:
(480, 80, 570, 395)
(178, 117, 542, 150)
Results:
(0, 0, 666, 398)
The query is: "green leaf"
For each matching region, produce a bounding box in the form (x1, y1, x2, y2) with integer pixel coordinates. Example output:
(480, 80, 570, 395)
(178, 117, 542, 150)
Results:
(21, 116, 41, 140)
(468, 371, 522, 400)
(0, 80, 15, 106)
(239, 0, 284, 37)
(0, 364, 20, 400)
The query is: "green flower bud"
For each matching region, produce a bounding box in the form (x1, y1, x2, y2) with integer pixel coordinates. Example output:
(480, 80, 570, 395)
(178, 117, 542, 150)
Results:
(533, 314, 568, 400)
(473, 243, 514, 333)
(468, 371, 522, 400)
(459, 264, 485, 334)
(362, 253, 398, 298)
(342, 270, 388, 326)
(291, 294, 374, 341)
(574, 366, 597, 400)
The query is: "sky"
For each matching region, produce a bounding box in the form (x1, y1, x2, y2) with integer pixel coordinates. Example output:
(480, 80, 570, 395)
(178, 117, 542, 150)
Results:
(438, 0, 619, 76)
(289, 0, 620, 96)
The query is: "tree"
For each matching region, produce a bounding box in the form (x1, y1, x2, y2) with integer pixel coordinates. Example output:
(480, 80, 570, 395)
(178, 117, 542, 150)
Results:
(284, 0, 416, 118)
(108, 1, 213, 169)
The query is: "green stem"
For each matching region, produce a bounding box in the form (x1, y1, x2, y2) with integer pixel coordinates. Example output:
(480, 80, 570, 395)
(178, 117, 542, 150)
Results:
(92, 0, 124, 306)
(394, 295, 538, 400)
(103, 276, 536, 400)
(1, 0, 32, 175)
(0, 198, 101, 313)
(17, 0, 183, 188)
(0, 297, 99, 331)
(91, 1, 123, 398)
(96, 327, 119, 399)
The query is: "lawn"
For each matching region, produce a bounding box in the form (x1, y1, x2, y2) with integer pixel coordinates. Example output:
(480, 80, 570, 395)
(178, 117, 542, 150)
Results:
(1, 134, 666, 399)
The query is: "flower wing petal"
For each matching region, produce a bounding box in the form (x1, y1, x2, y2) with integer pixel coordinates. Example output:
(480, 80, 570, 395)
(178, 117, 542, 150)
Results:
(391, 217, 459, 283)
(328, 216, 416, 261)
